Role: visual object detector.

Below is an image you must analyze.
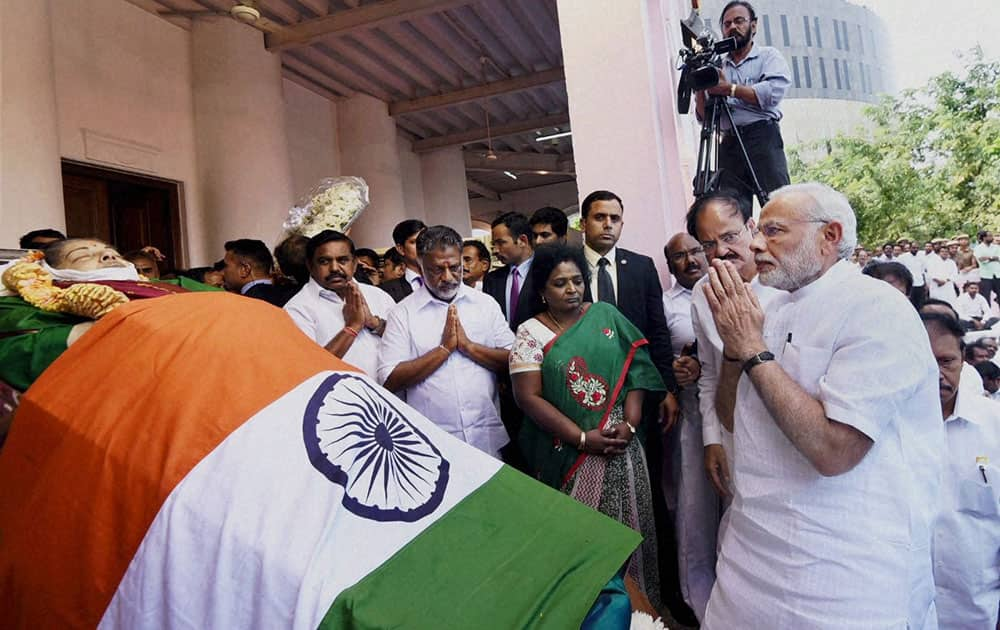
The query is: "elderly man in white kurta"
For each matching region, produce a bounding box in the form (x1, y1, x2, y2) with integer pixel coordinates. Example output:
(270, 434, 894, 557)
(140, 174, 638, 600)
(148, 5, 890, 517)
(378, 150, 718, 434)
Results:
(701, 183, 945, 629)
(377, 226, 514, 459)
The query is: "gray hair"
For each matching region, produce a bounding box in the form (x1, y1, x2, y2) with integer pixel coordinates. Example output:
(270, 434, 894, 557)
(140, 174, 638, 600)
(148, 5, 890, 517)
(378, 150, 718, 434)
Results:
(768, 182, 858, 259)
(416, 225, 464, 257)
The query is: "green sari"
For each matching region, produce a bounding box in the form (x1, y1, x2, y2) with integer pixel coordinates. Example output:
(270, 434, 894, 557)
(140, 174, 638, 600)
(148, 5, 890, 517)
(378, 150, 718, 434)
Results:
(519, 302, 665, 609)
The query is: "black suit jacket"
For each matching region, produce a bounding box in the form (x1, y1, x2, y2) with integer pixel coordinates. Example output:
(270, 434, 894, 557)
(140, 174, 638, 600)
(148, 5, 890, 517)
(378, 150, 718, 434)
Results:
(482, 264, 544, 332)
(244, 282, 299, 308)
(379, 278, 413, 303)
(583, 247, 678, 392)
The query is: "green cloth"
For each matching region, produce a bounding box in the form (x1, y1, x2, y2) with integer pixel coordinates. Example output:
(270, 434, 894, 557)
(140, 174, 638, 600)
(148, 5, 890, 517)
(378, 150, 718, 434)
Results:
(0, 297, 85, 392)
(155, 277, 223, 292)
(519, 302, 665, 489)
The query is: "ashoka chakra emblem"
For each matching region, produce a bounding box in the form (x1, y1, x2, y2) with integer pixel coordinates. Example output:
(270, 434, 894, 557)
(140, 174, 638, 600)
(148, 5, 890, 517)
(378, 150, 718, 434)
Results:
(303, 373, 450, 522)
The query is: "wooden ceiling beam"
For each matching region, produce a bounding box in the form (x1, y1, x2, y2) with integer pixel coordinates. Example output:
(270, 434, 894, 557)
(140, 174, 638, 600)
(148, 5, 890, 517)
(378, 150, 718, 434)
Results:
(389, 67, 564, 116)
(265, 0, 471, 51)
(466, 178, 500, 201)
(463, 150, 574, 174)
(412, 113, 570, 152)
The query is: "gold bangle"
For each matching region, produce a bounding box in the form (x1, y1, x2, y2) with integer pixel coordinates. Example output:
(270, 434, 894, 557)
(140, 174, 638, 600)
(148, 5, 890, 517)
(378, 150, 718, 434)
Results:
(343, 326, 359, 338)
(437, 344, 451, 355)
(625, 422, 637, 435)
(578, 430, 587, 451)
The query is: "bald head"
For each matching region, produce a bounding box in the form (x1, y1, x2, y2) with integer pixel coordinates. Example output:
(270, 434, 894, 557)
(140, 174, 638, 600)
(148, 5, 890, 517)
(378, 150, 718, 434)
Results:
(664, 232, 708, 290)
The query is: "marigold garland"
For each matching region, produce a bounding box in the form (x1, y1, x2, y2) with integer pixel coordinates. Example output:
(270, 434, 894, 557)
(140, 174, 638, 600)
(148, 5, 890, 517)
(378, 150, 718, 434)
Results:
(1, 258, 128, 320)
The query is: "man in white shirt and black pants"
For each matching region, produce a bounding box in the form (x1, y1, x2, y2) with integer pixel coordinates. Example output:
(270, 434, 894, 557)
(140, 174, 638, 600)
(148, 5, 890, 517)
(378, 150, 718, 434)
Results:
(378, 226, 515, 459)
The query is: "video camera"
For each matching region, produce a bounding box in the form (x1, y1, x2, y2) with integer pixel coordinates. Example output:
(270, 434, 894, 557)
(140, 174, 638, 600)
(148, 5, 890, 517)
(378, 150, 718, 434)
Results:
(676, 4, 736, 114)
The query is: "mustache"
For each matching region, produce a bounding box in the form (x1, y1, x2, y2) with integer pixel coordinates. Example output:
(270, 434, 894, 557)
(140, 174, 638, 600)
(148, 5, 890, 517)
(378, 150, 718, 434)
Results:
(324, 273, 348, 282)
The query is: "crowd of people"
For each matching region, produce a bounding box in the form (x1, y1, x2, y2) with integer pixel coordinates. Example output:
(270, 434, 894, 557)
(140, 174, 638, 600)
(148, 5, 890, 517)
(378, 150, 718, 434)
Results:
(4, 179, 999, 628)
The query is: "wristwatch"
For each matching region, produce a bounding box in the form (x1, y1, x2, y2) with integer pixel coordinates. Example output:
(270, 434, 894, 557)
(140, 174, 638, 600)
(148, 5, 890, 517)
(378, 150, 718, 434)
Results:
(742, 351, 775, 374)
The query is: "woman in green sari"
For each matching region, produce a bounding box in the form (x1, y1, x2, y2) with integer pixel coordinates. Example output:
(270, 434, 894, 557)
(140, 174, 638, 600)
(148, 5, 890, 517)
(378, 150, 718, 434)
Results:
(510, 243, 666, 610)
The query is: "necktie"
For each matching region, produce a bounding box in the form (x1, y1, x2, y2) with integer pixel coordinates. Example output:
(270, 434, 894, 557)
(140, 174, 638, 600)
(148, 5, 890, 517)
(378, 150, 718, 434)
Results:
(509, 267, 520, 319)
(597, 258, 616, 306)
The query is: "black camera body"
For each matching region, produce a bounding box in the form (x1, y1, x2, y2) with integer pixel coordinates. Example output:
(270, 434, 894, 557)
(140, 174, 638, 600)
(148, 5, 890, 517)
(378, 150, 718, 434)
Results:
(676, 9, 737, 114)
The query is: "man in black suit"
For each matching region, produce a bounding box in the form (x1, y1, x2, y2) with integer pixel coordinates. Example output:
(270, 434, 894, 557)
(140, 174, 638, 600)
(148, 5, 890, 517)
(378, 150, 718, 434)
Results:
(378, 219, 426, 303)
(483, 212, 542, 331)
(580, 189, 689, 620)
(482, 211, 542, 471)
(221, 239, 297, 307)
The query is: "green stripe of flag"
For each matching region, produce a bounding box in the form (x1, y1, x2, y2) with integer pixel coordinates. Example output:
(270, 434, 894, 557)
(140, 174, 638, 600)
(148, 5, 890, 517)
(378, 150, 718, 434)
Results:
(320, 466, 641, 629)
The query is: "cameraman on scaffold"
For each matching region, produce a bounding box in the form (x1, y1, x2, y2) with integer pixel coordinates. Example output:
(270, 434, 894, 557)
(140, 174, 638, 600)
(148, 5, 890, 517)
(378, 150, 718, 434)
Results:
(696, 0, 791, 207)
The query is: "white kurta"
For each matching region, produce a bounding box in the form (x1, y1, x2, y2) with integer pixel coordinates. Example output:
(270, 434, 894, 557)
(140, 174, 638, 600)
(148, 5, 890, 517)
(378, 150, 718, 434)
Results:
(936, 377, 1000, 630)
(376, 284, 514, 458)
(283, 278, 397, 377)
(704, 260, 945, 629)
(926, 254, 959, 303)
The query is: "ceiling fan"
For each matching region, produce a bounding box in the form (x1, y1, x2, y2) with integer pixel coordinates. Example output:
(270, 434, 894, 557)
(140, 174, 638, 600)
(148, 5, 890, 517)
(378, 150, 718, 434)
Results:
(157, 1, 284, 34)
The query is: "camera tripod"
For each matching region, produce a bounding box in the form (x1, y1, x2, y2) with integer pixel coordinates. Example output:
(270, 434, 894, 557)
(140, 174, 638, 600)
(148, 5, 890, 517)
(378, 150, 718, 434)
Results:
(692, 94, 769, 206)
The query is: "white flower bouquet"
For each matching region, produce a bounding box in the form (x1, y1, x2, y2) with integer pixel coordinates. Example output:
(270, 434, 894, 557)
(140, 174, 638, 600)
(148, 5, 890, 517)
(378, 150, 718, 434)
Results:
(283, 176, 370, 237)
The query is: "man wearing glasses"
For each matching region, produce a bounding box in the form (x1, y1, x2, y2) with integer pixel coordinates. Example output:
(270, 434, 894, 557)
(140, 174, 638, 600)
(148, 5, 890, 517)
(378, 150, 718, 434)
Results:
(695, 1, 791, 210)
(700, 183, 943, 628)
(685, 193, 783, 549)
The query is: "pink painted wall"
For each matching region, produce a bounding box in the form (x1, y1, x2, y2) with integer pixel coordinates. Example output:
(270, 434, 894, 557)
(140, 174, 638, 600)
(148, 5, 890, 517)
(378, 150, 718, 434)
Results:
(397, 135, 426, 225)
(284, 79, 340, 204)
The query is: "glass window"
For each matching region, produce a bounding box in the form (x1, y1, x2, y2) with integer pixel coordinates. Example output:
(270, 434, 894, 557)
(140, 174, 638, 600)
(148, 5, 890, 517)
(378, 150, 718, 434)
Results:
(762, 14, 773, 46)
(842, 21, 850, 51)
(791, 56, 801, 88)
(857, 24, 865, 55)
(859, 62, 866, 93)
(819, 57, 828, 89)
(833, 58, 842, 89)
(814, 17, 823, 48)
(843, 60, 851, 90)
(803, 16, 812, 47)
(780, 14, 790, 46)
(803, 56, 813, 88)
(834, 19, 841, 49)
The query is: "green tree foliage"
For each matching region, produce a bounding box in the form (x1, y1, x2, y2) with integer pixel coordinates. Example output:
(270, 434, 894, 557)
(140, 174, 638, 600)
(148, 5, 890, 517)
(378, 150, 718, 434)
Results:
(789, 49, 1000, 247)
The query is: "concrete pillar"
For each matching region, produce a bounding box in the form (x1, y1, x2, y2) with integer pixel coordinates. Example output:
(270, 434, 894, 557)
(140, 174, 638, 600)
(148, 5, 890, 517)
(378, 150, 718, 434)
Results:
(420, 147, 471, 236)
(337, 93, 407, 249)
(0, 0, 65, 245)
(557, 0, 689, 281)
(191, 18, 293, 257)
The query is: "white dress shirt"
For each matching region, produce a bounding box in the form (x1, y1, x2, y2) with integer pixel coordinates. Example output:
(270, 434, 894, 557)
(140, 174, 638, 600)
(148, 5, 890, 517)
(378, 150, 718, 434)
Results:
(704, 260, 945, 629)
(404, 267, 423, 291)
(897, 251, 926, 288)
(584, 244, 619, 302)
(926, 253, 958, 302)
(935, 378, 1000, 629)
(377, 284, 515, 458)
(283, 278, 396, 377)
(955, 292, 992, 321)
(503, 257, 533, 320)
(663, 284, 696, 357)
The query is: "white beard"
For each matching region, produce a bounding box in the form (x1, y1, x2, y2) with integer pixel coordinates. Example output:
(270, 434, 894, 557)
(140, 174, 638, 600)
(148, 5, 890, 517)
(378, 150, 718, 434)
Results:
(758, 239, 823, 291)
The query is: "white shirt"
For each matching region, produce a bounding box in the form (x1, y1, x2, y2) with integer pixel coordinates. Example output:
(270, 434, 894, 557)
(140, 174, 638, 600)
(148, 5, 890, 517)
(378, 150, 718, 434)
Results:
(705, 260, 945, 629)
(283, 278, 396, 377)
(584, 244, 619, 302)
(503, 257, 533, 321)
(376, 284, 515, 457)
(404, 267, 423, 291)
(662, 284, 696, 358)
(897, 251, 925, 287)
(691, 274, 782, 447)
(955, 292, 992, 321)
(926, 253, 958, 302)
(936, 379, 1000, 629)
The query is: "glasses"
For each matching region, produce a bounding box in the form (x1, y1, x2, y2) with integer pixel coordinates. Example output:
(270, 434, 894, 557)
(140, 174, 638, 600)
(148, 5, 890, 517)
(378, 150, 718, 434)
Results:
(667, 246, 706, 263)
(722, 16, 751, 29)
(756, 219, 829, 239)
(700, 224, 749, 253)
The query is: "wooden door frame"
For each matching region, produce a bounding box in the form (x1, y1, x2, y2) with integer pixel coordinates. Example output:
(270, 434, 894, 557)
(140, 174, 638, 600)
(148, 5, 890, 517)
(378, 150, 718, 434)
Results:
(61, 160, 187, 268)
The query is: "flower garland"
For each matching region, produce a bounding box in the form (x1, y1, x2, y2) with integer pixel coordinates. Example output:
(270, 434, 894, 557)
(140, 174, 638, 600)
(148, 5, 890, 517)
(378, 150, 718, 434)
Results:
(1, 253, 129, 320)
(282, 176, 370, 238)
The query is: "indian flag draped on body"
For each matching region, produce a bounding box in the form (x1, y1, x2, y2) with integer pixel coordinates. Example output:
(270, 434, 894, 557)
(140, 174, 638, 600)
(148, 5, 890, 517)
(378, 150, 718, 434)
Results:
(0, 293, 639, 629)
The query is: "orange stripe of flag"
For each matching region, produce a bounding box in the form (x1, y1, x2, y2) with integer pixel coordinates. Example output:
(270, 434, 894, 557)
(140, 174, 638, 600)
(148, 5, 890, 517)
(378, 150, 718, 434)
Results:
(0, 292, 350, 628)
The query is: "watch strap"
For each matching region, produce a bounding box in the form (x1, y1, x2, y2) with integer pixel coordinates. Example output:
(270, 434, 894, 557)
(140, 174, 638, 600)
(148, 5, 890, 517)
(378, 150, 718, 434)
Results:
(742, 351, 775, 374)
